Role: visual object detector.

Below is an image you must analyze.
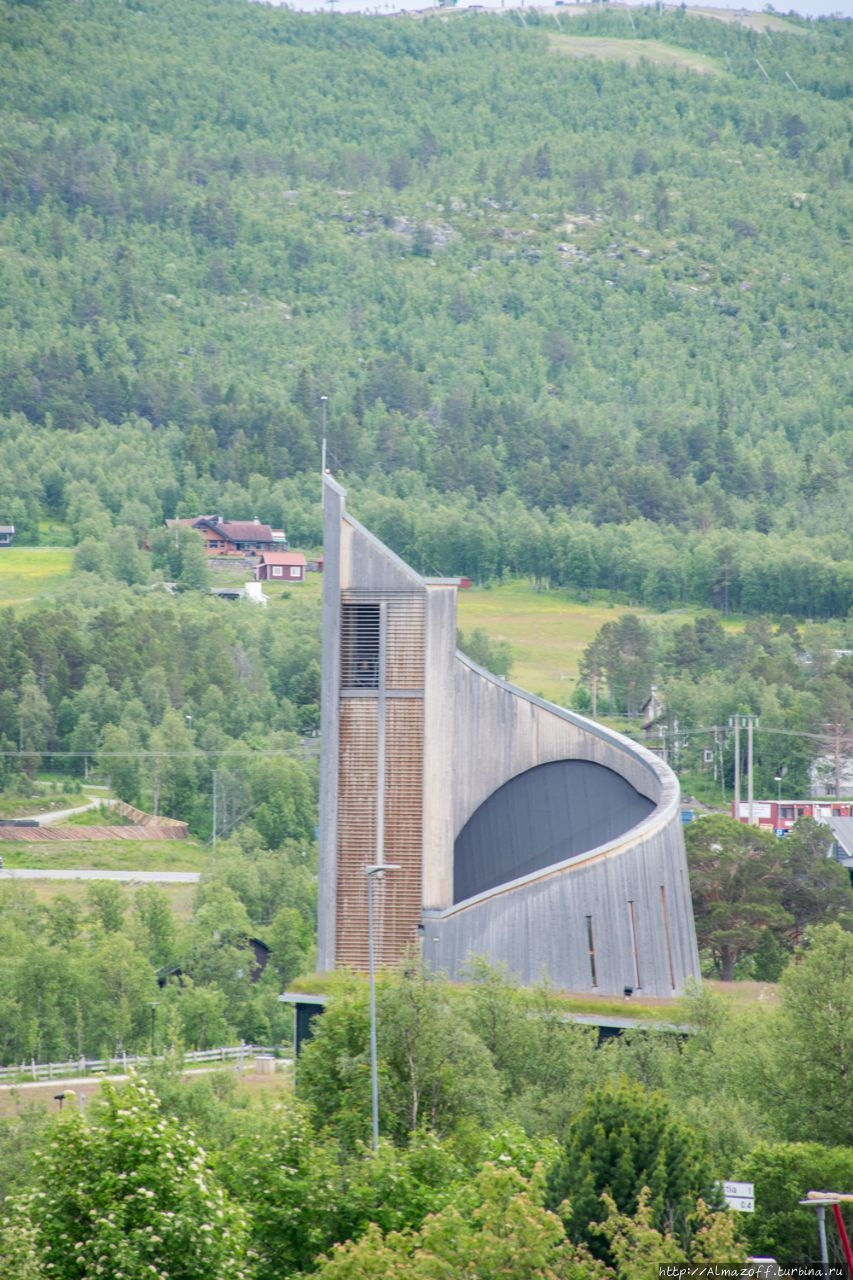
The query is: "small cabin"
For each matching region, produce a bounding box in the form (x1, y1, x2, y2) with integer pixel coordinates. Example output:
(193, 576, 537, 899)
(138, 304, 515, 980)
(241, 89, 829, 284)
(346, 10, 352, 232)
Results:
(256, 551, 306, 583)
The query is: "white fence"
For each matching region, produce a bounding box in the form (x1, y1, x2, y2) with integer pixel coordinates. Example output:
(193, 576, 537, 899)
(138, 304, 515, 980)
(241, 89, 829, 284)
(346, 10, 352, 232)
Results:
(0, 1044, 285, 1084)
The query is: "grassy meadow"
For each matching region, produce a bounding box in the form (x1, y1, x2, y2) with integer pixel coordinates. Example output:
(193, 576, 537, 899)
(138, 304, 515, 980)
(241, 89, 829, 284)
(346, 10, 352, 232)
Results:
(547, 33, 721, 75)
(0, 837, 209, 873)
(456, 582, 747, 708)
(457, 583, 660, 707)
(0, 547, 74, 607)
(11, 874, 199, 923)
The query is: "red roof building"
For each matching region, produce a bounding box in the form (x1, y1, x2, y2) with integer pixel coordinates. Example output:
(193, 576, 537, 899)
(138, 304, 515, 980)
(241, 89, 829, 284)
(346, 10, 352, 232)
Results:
(256, 551, 306, 582)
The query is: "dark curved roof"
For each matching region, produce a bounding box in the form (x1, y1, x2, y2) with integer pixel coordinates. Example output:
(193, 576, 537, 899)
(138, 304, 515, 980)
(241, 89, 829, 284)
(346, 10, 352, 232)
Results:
(453, 759, 655, 904)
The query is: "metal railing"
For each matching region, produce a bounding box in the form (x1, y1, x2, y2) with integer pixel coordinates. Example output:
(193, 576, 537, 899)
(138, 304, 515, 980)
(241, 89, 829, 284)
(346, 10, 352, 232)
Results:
(0, 1044, 287, 1084)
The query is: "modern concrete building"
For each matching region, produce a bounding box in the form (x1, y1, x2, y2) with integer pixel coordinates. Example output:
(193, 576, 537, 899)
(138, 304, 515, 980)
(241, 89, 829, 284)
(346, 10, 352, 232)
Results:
(318, 474, 701, 998)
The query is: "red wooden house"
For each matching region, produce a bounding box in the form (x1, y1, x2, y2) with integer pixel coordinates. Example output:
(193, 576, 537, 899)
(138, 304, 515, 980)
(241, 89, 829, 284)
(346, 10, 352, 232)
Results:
(256, 551, 306, 582)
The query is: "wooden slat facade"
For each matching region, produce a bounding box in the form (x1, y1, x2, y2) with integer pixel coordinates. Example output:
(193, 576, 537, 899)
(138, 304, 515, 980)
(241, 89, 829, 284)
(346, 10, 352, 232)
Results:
(335, 592, 425, 970)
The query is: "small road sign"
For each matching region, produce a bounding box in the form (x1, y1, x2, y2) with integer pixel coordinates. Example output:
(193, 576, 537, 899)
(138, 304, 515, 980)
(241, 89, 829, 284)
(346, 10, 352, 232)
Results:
(723, 1181, 755, 1212)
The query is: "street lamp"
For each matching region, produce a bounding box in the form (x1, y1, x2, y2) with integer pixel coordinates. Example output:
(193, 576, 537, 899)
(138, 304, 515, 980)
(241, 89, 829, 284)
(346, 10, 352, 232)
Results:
(799, 1197, 836, 1277)
(148, 1000, 159, 1059)
(774, 775, 782, 805)
(365, 862, 399, 1151)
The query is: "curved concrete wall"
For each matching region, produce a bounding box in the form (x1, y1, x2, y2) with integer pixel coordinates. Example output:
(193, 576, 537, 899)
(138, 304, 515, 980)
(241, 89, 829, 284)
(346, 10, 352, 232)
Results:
(319, 475, 701, 997)
(424, 656, 700, 998)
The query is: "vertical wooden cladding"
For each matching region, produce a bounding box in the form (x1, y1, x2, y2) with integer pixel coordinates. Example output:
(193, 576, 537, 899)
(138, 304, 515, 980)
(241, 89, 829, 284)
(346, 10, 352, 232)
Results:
(385, 595, 424, 690)
(336, 699, 378, 969)
(335, 698, 425, 968)
(336, 590, 425, 970)
(381, 698, 424, 963)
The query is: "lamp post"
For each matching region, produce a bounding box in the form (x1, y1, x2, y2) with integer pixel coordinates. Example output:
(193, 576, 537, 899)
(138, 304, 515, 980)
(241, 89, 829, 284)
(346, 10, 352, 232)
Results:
(148, 1000, 159, 1060)
(799, 1197, 835, 1277)
(774, 775, 782, 805)
(365, 862, 399, 1151)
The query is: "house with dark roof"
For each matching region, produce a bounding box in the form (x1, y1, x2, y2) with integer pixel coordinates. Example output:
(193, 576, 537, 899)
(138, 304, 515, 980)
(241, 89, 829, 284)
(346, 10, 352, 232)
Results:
(166, 516, 282, 557)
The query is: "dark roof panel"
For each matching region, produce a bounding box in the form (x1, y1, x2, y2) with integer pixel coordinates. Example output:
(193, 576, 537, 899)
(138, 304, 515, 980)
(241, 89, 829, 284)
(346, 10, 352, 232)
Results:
(454, 759, 655, 903)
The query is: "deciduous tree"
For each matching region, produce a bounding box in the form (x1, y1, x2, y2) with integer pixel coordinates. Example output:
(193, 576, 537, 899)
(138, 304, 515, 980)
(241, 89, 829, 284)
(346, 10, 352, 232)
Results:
(1, 1077, 249, 1280)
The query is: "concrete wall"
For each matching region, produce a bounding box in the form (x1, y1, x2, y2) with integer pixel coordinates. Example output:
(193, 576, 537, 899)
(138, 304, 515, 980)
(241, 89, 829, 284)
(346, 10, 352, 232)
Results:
(425, 655, 700, 997)
(423, 811, 698, 997)
(318, 475, 701, 996)
(317, 476, 345, 972)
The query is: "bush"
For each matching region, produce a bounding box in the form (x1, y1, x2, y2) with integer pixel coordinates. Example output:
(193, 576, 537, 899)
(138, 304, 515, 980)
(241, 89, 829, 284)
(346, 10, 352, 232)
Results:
(735, 1141, 853, 1266)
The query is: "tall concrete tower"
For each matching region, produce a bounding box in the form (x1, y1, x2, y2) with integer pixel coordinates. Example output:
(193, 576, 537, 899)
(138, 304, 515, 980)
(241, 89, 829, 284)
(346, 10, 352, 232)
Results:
(318, 474, 700, 997)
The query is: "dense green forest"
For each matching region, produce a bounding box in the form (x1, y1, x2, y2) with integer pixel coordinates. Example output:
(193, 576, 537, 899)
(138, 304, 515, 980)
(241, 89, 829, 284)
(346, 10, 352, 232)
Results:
(0, 585, 321, 812)
(4, 929, 853, 1275)
(574, 609, 853, 796)
(2, 5, 853, 1271)
(1, 0, 852, 614)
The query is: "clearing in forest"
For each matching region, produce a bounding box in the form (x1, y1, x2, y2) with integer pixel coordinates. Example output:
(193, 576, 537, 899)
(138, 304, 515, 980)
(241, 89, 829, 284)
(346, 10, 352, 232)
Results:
(0, 547, 74, 607)
(684, 7, 808, 33)
(548, 33, 721, 75)
(457, 581, 742, 707)
(456, 582, 660, 706)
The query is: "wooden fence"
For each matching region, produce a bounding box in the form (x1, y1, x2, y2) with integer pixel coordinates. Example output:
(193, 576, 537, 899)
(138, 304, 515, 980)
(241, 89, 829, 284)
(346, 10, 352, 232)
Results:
(0, 1044, 286, 1083)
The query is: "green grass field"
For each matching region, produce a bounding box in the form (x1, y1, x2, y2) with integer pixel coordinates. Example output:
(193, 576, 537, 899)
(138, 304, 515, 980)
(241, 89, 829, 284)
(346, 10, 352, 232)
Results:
(457, 583, 663, 706)
(11, 875, 199, 921)
(0, 547, 74, 607)
(548, 34, 720, 75)
(0, 837, 209, 872)
(456, 582, 745, 708)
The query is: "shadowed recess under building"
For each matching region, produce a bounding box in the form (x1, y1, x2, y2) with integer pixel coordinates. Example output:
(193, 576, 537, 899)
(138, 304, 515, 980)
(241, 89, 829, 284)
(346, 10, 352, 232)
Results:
(318, 473, 701, 998)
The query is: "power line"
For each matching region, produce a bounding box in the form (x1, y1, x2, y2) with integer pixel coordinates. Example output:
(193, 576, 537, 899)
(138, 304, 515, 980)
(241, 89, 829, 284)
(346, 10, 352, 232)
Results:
(0, 748, 312, 759)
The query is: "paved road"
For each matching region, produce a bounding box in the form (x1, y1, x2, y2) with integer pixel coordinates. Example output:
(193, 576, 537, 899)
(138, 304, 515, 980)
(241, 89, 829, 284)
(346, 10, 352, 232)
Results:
(0, 869, 199, 883)
(21, 800, 104, 825)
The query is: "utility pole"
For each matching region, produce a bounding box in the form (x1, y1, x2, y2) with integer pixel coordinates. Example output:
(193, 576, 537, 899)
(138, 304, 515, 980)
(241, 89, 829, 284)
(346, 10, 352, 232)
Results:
(747, 715, 754, 826)
(729, 715, 759, 823)
(148, 1001, 158, 1059)
(366, 862, 399, 1151)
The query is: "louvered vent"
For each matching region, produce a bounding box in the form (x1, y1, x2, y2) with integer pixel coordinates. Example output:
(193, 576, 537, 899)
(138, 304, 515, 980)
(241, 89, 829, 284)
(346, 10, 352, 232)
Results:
(341, 602, 380, 689)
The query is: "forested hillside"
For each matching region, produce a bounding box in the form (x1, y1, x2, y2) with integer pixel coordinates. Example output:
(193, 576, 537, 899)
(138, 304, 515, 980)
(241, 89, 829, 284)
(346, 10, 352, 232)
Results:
(2, 0, 852, 612)
(3, 11, 853, 1263)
